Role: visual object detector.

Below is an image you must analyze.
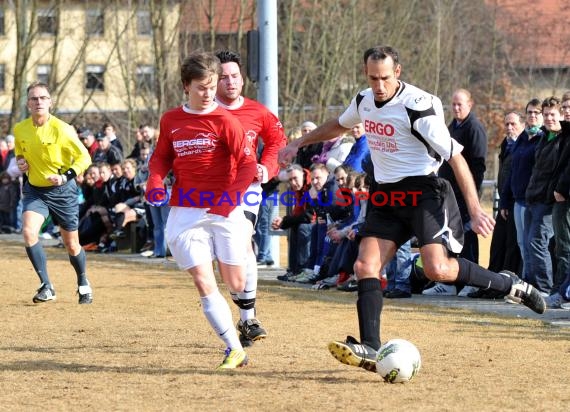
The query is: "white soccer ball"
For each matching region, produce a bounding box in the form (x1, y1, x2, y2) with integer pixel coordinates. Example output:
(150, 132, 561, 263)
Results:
(376, 339, 421, 383)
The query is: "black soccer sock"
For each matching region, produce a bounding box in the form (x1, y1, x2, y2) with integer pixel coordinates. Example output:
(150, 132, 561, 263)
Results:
(69, 249, 88, 286)
(357, 278, 383, 350)
(114, 213, 125, 230)
(25, 242, 51, 287)
(456, 258, 513, 292)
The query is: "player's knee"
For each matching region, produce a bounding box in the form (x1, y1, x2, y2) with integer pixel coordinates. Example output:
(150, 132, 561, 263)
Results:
(422, 261, 453, 282)
(22, 226, 39, 245)
(226, 277, 246, 294)
(354, 259, 380, 278)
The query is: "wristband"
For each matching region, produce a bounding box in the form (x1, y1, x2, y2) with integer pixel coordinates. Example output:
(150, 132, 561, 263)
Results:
(60, 174, 68, 184)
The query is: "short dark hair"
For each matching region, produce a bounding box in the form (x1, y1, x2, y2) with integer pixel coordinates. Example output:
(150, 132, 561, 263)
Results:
(215, 50, 242, 68)
(363, 46, 400, 66)
(542, 96, 561, 111)
(525, 98, 542, 111)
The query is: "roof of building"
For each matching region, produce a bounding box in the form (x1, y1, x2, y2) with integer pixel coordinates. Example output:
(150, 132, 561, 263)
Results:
(489, 0, 570, 68)
(180, 0, 256, 34)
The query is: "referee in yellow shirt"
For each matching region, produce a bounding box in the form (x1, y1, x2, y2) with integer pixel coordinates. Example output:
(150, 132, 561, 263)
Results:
(14, 81, 93, 304)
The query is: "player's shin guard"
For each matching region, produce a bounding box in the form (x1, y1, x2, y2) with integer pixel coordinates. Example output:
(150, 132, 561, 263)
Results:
(357, 278, 383, 351)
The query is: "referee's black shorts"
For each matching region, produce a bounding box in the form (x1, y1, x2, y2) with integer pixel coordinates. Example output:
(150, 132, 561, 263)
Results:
(359, 175, 464, 254)
(22, 180, 79, 231)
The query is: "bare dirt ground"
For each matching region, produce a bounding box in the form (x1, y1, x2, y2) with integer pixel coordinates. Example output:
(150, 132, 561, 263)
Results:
(1, 240, 569, 412)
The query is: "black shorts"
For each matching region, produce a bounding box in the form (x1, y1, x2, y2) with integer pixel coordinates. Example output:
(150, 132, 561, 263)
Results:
(23, 180, 79, 231)
(359, 175, 464, 254)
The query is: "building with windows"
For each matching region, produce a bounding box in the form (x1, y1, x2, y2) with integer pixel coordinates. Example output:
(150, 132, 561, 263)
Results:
(0, 2, 180, 135)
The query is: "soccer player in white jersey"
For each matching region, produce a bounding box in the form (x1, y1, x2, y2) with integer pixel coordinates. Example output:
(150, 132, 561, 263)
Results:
(146, 52, 257, 369)
(279, 45, 546, 373)
(215, 50, 287, 346)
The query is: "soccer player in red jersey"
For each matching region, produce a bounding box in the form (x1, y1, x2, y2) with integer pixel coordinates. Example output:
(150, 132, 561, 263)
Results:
(215, 50, 287, 346)
(146, 52, 257, 369)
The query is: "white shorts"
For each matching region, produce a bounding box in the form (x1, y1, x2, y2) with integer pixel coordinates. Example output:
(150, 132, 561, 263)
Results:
(241, 182, 263, 217)
(165, 206, 249, 270)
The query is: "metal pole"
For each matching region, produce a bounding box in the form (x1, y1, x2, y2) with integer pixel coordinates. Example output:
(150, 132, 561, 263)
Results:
(257, 0, 281, 267)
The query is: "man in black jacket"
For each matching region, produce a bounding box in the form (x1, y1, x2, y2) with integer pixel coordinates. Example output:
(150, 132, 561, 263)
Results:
(471, 111, 524, 298)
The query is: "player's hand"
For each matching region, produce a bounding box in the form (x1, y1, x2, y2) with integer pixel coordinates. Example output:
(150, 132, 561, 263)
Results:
(145, 174, 168, 206)
(470, 209, 495, 238)
(16, 156, 29, 172)
(278, 142, 299, 167)
(46, 174, 65, 186)
(255, 163, 269, 183)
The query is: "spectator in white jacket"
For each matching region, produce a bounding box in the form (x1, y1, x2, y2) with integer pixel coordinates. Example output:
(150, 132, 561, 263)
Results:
(311, 134, 354, 173)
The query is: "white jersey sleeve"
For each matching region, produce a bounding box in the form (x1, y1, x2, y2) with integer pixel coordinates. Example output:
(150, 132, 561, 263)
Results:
(409, 93, 463, 161)
(339, 94, 364, 130)
(337, 83, 463, 183)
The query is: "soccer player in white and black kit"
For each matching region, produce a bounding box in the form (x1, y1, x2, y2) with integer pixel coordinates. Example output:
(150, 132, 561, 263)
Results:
(279, 45, 546, 373)
(215, 50, 287, 346)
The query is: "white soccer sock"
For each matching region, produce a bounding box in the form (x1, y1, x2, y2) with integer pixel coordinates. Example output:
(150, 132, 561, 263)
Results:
(238, 250, 258, 321)
(200, 290, 242, 350)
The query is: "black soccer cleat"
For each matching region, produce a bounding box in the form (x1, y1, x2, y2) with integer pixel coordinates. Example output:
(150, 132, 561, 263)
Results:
(77, 284, 93, 305)
(237, 318, 267, 346)
(502, 270, 545, 314)
(328, 336, 378, 372)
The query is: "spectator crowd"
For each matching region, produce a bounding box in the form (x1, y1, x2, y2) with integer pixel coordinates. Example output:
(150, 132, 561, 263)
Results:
(2, 91, 570, 311)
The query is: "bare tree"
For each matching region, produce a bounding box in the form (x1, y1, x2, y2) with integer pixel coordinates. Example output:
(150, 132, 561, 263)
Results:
(10, 0, 38, 130)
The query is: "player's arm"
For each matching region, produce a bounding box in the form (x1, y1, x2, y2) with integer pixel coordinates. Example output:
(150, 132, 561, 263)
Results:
(259, 112, 287, 180)
(146, 117, 174, 204)
(448, 153, 495, 237)
(225, 118, 257, 195)
(13, 127, 29, 173)
(279, 118, 349, 166)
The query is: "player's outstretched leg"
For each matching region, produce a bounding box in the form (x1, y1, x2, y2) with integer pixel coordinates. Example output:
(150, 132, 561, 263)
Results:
(502, 270, 546, 314)
(455, 259, 545, 314)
